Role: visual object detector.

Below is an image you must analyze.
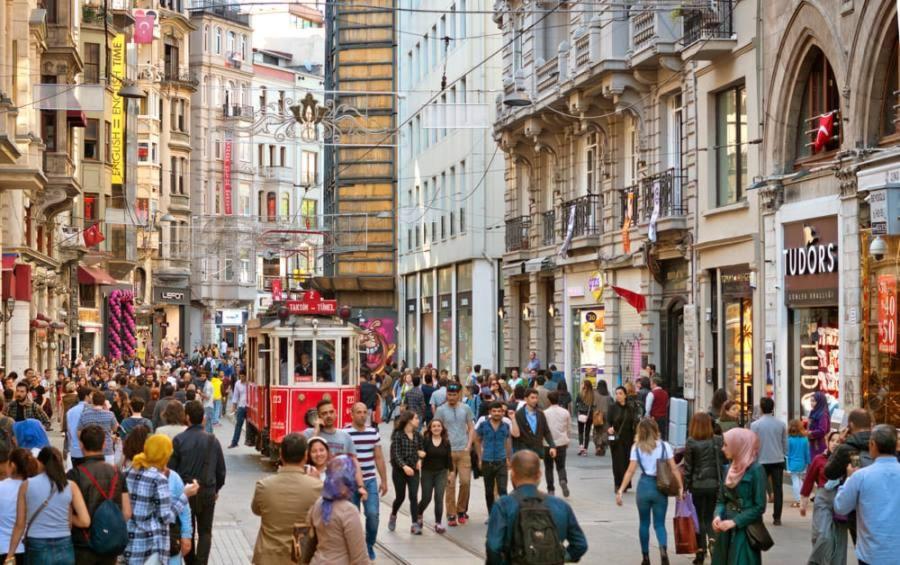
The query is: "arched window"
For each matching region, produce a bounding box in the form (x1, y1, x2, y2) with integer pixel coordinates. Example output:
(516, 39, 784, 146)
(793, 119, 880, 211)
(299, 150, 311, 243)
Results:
(227, 31, 235, 54)
(795, 48, 840, 160)
(203, 25, 209, 52)
(880, 41, 899, 139)
(215, 27, 222, 54)
(240, 34, 247, 60)
(280, 194, 290, 218)
(258, 192, 266, 221)
(201, 75, 208, 104)
(266, 192, 277, 222)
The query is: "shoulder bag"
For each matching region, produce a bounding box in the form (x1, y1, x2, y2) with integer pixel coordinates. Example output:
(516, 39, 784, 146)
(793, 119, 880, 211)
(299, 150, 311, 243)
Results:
(291, 510, 318, 564)
(715, 453, 773, 552)
(654, 443, 680, 497)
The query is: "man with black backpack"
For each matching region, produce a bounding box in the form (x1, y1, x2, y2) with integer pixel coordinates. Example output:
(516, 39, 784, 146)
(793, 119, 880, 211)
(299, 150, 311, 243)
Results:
(68, 424, 132, 564)
(825, 408, 874, 543)
(485, 450, 587, 565)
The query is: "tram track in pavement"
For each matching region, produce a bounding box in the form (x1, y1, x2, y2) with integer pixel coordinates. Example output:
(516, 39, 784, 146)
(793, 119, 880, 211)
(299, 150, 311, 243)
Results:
(376, 497, 485, 563)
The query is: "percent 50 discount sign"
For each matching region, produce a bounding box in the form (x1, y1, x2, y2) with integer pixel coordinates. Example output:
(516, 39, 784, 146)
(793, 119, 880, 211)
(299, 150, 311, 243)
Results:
(878, 275, 897, 354)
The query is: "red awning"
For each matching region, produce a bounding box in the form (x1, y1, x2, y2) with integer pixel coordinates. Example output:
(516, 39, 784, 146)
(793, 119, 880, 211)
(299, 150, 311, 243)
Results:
(1, 255, 15, 272)
(77, 265, 117, 286)
(66, 110, 88, 128)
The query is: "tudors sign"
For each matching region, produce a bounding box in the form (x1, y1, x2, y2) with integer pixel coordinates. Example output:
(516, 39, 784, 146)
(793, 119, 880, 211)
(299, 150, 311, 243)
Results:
(783, 216, 839, 306)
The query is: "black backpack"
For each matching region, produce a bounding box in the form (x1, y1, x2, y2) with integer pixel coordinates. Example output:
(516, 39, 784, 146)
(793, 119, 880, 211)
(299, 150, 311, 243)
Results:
(509, 491, 566, 565)
(79, 466, 128, 556)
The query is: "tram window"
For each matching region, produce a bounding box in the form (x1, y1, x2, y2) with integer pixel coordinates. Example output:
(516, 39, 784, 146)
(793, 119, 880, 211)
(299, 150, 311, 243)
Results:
(278, 337, 288, 386)
(341, 336, 351, 386)
(316, 340, 336, 383)
(293, 340, 314, 383)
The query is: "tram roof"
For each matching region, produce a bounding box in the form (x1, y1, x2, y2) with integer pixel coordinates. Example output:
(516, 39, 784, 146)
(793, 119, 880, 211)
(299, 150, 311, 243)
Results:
(248, 315, 362, 336)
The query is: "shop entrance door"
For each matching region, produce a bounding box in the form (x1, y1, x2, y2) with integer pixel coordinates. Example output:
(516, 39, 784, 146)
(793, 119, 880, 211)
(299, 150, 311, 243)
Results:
(663, 300, 685, 397)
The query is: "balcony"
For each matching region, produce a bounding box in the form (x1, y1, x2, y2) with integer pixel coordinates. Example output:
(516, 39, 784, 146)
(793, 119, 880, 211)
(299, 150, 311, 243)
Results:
(534, 58, 559, 98)
(630, 6, 681, 68)
(42, 152, 81, 217)
(681, 0, 736, 61)
(81, 5, 112, 27)
(161, 67, 199, 91)
(621, 169, 687, 235)
(505, 216, 531, 253)
(0, 94, 21, 164)
(260, 166, 293, 183)
(169, 129, 190, 149)
(222, 104, 253, 120)
(541, 210, 556, 246)
(560, 194, 601, 241)
(193, 4, 250, 26)
(168, 192, 190, 212)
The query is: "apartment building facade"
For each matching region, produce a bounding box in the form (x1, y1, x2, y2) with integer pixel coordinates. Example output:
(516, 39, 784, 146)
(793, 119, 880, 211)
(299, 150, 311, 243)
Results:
(493, 0, 762, 416)
(398, 0, 505, 374)
(189, 1, 255, 350)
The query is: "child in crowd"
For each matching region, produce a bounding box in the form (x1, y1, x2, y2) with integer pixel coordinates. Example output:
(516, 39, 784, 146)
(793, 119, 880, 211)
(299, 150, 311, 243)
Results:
(786, 418, 811, 507)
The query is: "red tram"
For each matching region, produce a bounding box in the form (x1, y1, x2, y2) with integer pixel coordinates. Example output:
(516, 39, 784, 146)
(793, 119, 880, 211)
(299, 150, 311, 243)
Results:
(244, 291, 362, 460)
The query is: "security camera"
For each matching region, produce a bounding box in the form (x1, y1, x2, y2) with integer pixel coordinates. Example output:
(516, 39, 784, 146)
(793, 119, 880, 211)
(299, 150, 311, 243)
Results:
(870, 235, 888, 262)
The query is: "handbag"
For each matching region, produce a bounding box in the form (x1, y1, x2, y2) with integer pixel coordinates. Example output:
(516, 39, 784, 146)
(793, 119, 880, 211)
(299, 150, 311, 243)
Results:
(716, 451, 774, 552)
(291, 523, 317, 564)
(654, 443, 680, 497)
(592, 409, 605, 427)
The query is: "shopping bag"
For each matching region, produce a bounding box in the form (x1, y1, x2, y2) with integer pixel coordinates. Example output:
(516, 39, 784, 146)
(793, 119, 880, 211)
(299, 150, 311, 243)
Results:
(673, 515, 698, 555)
(676, 492, 700, 532)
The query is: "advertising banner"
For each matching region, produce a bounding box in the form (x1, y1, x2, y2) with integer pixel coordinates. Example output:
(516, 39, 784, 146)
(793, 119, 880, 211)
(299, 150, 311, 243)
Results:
(223, 136, 233, 215)
(110, 34, 126, 185)
(878, 274, 897, 354)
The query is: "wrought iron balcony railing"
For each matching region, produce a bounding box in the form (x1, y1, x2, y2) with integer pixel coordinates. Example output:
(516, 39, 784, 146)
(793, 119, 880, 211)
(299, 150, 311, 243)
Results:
(505, 216, 531, 252)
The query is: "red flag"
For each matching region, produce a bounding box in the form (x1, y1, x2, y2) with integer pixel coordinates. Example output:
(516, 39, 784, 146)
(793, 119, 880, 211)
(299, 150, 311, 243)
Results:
(813, 112, 835, 153)
(83, 223, 105, 247)
(611, 285, 646, 314)
(133, 10, 156, 45)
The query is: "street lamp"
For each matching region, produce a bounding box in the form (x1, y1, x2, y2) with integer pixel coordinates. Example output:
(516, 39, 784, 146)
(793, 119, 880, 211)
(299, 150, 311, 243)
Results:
(2, 297, 14, 323)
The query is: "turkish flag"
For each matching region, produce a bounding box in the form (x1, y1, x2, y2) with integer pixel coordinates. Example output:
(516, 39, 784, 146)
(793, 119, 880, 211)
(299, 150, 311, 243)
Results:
(83, 223, 105, 247)
(813, 112, 835, 153)
(611, 285, 647, 314)
(133, 10, 156, 45)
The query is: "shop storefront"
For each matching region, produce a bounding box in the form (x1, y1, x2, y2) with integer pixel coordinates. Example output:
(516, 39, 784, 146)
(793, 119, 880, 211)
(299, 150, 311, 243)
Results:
(154, 286, 190, 355)
(782, 216, 840, 419)
(456, 263, 473, 372)
(404, 274, 417, 367)
(717, 266, 755, 420)
(567, 271, 607, 389)
(438, 267, 453, 370)
(215, 308, 247, 351)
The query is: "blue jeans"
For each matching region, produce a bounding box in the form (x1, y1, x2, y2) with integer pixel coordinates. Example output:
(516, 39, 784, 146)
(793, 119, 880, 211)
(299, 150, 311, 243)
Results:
(26, 536, 74, 565)
(352, 478, 380, 551)
(204, 406, 214, 433)
(231, 406, 247, 447)
(213, 400, 222, 424)
(636, 473, 668, 554)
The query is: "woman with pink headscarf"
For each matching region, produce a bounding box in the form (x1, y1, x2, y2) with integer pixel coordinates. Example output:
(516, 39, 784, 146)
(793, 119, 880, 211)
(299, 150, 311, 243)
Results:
(711, 428, 767, 565)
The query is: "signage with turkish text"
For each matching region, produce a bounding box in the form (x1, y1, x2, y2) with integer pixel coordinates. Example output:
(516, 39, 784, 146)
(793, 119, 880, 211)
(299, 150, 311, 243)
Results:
(879, 275, 897, 354)
(271, 278, 283, 302)
(285, 291, 337, 316)
(783, 217, 839, 306)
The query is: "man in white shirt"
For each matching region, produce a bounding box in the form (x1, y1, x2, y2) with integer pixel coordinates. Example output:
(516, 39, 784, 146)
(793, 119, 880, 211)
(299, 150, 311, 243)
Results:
(543, 391, 571, 497)
(228, 373, 248, 448)
(197, 371, 215, 433)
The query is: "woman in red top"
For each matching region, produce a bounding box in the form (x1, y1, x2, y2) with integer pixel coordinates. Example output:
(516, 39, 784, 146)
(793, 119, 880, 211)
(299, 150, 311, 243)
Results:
(800, 430, 840, 515)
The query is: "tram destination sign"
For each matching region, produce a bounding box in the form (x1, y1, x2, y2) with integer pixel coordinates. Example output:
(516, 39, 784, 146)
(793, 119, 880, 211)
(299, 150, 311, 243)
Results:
(285, 291, 337, 316)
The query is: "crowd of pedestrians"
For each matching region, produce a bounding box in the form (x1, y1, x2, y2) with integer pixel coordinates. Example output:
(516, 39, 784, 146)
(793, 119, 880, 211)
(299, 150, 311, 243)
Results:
(0, 343, 236, 564)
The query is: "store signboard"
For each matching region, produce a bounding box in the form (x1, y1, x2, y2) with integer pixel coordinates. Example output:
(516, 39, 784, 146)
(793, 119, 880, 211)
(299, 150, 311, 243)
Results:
(579, 309, 606, 379)
(218, 309, 244, 325)
(878, 275, 897, 354)
(783, 216, 839, 306)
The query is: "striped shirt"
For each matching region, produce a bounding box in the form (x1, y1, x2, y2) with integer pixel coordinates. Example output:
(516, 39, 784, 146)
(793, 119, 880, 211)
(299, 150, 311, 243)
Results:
(345, 425, 380, 481)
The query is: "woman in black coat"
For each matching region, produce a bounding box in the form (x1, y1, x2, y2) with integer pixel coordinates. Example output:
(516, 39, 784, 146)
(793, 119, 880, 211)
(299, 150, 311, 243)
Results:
(607, 386, 638, 492)
(684, 412, 724, 565)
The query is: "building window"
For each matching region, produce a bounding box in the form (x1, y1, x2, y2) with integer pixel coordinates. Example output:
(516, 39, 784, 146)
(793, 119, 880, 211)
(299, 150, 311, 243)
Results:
(266, 192, 276, 222)
(280, 193, 290, 218)
(302, 150, 318, 185)
(84, 193, 99, 222)
(301, 199, 317, 227)
(138, 142, 150, 163)
(83, 43, 100, 83)
(512, 12, 523, 70)
(881, 43, 900, 138)
(83, 119, 99, 160)
(215, 27, 222, 54)
(79, 284, 96, 308)
(227, 31, 235, 54)
(104, 121, 111, 162)
(795, 48, 840, 159)
(203, 25, 209, 52)
(715, 84, 747, 206)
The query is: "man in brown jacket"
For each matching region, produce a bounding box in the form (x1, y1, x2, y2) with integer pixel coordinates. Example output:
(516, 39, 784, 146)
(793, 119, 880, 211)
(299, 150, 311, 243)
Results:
(251, 433, 323, 564)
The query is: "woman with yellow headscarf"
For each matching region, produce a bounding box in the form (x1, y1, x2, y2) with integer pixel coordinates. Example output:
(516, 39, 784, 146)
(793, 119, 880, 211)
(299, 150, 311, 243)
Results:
(124, 434, 199, 565)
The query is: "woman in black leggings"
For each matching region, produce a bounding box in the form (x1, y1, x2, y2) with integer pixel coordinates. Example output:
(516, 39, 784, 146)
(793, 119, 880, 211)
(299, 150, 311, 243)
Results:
(418, 418, 453, 533)
(682, 412, 723, 564)
(388, 409, 424, 535)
